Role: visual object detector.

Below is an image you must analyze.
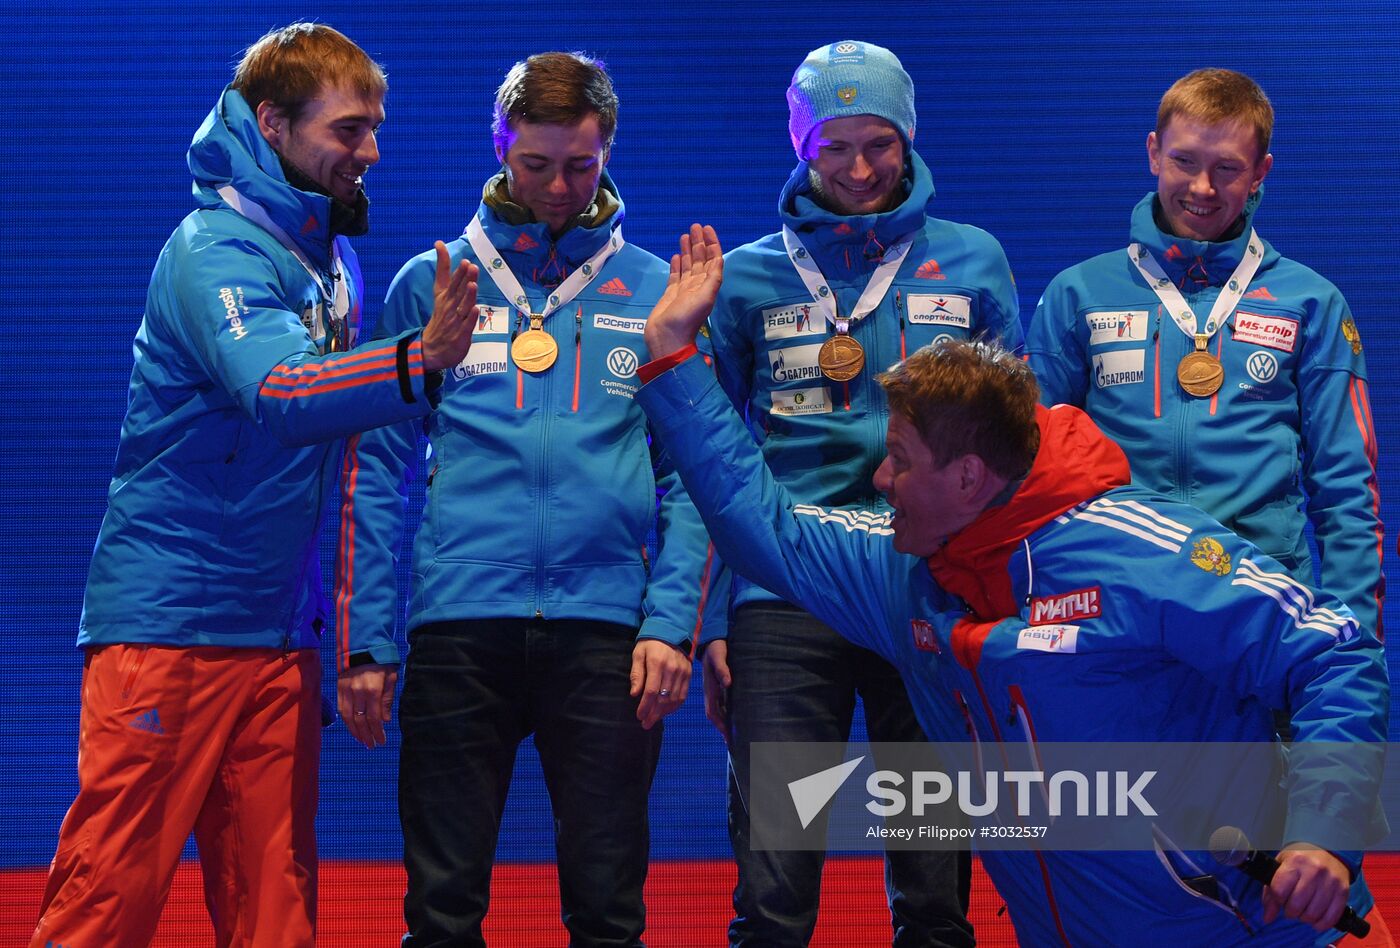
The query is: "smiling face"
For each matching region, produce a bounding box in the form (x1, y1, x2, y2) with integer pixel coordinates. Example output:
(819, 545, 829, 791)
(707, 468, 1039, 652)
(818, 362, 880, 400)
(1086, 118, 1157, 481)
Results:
(496, 114, 608, 236)
(1147, 115, 1271, 242)
(259, 82, 384, 206)
(806, 114, 906, 216)
(872, 412, 975, 556)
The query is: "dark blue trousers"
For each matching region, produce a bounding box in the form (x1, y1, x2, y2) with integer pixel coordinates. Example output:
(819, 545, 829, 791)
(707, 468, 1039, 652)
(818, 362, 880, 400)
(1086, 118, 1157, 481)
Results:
(726, 602, 973, 947)
(399, 618, 661, 948)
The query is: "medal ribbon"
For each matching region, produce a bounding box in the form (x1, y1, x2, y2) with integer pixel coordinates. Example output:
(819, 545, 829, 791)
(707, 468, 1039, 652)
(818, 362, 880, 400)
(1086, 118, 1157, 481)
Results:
(217, 185, 350, 347)
(1127, 229, 1264, 348)
(465, 216, 622, 324)
(782, 226, 914, 334)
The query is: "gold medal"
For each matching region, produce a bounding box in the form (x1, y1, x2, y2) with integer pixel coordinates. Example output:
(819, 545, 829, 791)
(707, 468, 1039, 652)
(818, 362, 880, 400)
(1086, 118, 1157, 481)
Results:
(511, 315, 557, 372)
(1177, 334, 1223, 397)
(819, 333, 865, 382)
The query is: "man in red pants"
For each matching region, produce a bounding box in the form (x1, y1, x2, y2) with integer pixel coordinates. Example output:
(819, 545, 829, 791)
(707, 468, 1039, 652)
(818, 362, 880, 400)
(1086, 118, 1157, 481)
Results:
(31, 22, 478, 947)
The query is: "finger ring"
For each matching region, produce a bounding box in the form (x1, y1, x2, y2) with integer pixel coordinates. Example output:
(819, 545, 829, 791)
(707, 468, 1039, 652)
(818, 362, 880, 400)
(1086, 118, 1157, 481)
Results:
(354, 710, 367, 716)
(659, 689, 671, 698)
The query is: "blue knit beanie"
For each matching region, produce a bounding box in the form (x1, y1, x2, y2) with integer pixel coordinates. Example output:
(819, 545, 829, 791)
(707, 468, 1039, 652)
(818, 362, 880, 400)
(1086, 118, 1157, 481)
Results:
(787, 40, 916, 160)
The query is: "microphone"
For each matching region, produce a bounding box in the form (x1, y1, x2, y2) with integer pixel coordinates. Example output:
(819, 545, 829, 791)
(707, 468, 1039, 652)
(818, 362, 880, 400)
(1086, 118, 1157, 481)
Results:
(1209, 826, 1369, 938)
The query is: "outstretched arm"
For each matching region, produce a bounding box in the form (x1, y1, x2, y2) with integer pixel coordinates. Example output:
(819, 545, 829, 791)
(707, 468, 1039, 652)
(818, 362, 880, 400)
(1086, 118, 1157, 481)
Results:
(636, 225, 904, 663)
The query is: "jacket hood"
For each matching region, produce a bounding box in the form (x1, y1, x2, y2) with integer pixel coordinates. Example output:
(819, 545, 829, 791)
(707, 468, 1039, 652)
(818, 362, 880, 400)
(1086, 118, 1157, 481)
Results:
(928, 403, 1130, 620)
(471, 170, 626, 291)
(1128, 188, 1279, 287)
(187, 86, 338, 269)
(778, 149, 934, 271)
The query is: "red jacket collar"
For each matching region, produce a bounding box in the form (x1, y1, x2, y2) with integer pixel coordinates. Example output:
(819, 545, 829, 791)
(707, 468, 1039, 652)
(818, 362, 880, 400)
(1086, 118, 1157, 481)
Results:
(928, 404, 1130, 621)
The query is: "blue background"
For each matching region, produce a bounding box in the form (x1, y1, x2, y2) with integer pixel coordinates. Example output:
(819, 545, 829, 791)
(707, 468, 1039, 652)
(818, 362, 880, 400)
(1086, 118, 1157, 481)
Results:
(4, 0, 1398, 867)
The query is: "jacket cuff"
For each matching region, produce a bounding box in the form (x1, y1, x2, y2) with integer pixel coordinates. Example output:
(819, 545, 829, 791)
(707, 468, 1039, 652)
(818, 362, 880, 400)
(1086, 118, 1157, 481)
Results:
(637, 620, 693, 657)
(341, 643, 402, 671)
(638, 342, 699, 384)
(395, 333, 442, 405)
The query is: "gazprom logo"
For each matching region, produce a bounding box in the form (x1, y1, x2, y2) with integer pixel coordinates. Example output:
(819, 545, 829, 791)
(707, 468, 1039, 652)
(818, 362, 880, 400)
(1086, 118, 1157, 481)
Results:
(769, 344, 824, 384)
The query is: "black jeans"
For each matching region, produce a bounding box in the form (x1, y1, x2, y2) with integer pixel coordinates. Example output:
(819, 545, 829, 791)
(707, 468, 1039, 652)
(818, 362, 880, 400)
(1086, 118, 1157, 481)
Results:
(726, 602, 973, 947)
(398, 618, 662, 948)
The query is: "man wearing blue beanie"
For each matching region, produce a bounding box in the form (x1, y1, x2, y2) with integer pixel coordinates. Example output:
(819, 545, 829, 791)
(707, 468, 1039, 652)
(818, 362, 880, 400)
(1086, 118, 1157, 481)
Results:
(698, 40, 1021, 945)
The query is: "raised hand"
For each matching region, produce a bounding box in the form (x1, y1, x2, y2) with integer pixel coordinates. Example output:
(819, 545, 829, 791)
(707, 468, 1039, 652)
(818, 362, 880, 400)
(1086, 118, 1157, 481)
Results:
(420, 240, 480, 372)
(644, 223, 724, 359)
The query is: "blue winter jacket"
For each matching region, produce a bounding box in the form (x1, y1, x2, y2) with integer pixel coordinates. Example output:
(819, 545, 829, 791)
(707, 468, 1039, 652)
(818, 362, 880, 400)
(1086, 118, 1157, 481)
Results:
(334, 176, 711, 667)
(638, 353, 1387, 946)
(1027, 191, 1383, 640)
(703, 151, 1020, 632)
(80, 87, 441, 651)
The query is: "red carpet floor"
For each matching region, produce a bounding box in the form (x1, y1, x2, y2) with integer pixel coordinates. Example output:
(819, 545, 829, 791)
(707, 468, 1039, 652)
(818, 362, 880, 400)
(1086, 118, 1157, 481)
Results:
(8, 854, 1398, 945)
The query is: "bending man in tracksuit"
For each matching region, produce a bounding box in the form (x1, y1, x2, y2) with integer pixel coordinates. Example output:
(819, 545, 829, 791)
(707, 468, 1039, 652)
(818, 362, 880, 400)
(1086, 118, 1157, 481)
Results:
(1026, 68, 1383, 643)
(335, 53, 709, 947)
(701, 41, 1019, 946)
(32, 23, 479, 948)
(631, 225, 1386, 946)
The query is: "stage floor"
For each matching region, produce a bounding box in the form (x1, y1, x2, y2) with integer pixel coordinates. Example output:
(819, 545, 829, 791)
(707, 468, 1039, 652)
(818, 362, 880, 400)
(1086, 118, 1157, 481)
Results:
(9, 854, 1399, 944)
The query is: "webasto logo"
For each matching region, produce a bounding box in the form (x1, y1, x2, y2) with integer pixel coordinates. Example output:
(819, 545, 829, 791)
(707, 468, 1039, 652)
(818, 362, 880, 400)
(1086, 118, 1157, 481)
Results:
(219, 287, 248, 340)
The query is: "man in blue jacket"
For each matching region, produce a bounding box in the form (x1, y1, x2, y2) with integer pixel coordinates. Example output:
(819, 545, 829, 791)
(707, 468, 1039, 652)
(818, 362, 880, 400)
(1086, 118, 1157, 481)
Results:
(334, 52, 710, 947)
(1026, 69, 1383, 647)
(31, 23, 479, 948)
(701, 40, 1019, 946)
(632, 225, 1387, 946)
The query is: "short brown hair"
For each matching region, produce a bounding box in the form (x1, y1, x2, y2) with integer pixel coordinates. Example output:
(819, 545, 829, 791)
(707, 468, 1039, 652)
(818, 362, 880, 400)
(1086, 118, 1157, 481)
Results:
(877, 339, 1039, 480)
(233, 23, 387, 124)
(492, 52, 618, 154)
(1157, 68, 1273, 160)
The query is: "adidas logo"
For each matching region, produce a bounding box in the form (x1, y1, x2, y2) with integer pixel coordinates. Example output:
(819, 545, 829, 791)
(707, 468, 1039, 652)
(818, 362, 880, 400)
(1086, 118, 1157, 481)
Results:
(832, 223, 854, 235)
(1243, 286, 1276, 300)
(1163, 244, 1184, 261)
(131, 708, 165, 735)
(914, 259, 946, 280)
(598, 277, 632, 296)
(513, 232, 538, 251)
(300, 214, 319, 236)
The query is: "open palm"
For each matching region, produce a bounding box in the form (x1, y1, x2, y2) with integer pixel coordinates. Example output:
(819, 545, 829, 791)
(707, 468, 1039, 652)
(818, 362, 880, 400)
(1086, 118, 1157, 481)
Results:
(645, 224, 724, 358)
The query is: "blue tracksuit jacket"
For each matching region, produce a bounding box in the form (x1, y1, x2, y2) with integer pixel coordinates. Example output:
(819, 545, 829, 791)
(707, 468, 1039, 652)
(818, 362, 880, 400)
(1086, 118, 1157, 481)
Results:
(703, 151, 1020, 635)
(335, 177, 710, 667)
(1027, 191, 1383, 640)
(638, 352, 1387, 946)
(80, 87, 440, 651)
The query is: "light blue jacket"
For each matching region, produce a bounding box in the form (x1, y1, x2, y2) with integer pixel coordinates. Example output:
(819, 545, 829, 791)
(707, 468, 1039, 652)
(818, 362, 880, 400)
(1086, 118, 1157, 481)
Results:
(638, 353, 1387, 946)
(335, 178, 711, 667)
(80, 87, 440, 650)
(703, 151, 1020, 633)
(1027, 191, 1383, 640)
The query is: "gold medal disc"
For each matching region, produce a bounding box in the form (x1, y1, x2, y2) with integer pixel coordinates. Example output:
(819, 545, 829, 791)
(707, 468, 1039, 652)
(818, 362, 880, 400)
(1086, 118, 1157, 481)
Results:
(819, 335, 865, 382)
(1177, 350, 1223, 397)
(512, 329, 558, 373)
